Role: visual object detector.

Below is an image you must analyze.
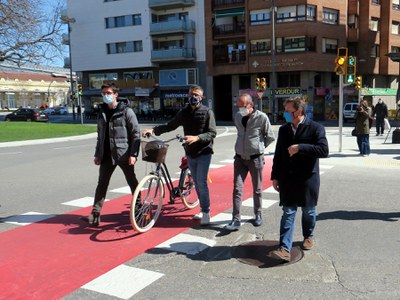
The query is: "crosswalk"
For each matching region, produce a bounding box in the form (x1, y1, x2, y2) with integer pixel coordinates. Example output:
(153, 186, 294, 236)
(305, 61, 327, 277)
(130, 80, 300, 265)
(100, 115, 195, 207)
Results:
(0, 159, 335, 299)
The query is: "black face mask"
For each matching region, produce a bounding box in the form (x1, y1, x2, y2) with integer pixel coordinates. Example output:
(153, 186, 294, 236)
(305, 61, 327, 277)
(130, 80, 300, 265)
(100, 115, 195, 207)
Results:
(189, 96, 202, 106)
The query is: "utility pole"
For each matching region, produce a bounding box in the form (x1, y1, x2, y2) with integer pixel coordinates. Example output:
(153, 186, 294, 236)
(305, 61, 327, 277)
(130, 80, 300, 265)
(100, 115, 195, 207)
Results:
(271, 0, 277, 123)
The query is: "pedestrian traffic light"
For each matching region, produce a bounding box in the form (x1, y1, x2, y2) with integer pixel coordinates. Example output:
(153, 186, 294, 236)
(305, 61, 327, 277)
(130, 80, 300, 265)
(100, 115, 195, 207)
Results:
(346, 56, 356, 84)
(78, 84, 83, 95)
(255, 77, 260, 90)
(260, 77, 267, 90)
(335, 47, 348, 75)
(355, 76, 362, 89)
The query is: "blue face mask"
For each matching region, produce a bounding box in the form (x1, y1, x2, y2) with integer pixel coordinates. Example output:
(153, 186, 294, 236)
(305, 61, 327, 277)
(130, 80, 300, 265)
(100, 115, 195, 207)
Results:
(189, 96, 202, 106)
(103, 94, 114, 104)
(283, 111, 292, 123)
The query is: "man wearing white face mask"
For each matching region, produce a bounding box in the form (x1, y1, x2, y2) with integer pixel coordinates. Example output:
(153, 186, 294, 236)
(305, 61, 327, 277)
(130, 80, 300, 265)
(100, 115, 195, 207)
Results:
(81, 83, 140, 226)
(224, 94, 275, 231)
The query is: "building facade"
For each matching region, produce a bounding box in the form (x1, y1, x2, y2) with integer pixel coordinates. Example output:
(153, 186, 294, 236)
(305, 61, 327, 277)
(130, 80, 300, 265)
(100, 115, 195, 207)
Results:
(66, 0, 400, 122)
(206, 0, 400, 121)
(0, 63, 72, 110)
(67, 0, 208, 120)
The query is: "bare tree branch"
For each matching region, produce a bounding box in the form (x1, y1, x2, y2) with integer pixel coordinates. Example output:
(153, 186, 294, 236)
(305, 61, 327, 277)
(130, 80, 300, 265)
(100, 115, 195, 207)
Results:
(0, 0, 65, 66)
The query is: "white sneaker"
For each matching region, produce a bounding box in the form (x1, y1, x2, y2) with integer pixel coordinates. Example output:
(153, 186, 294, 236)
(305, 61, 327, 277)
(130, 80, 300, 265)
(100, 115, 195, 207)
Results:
(200, 212, 210, 226)
(192, 212, 203, 220)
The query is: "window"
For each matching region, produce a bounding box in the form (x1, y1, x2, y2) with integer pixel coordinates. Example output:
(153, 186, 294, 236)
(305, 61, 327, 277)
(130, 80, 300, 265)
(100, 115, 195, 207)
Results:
(250, 39, 271, 54)
(322, 38, 338, 54)
(370, 44, 379, 57)
(187, 69, 197, 85)
(323, 8, 339, 25)
(394, 0, 400, 10)
(250, 10, 271, 25)
(392, 21, 400, 34)
(276, 36, 316, 53)
(105, 14, 142, 28)
(370, 17, 379, 31)
(123, 71, 153, 80)
(107, 41, 143, 54)
(348, 14, 358, 28)
(306, 5, 316, 21)
(391, 46, 400, 53)
(371, 0, 380, 4)
(276, 6, 297, 23)
(89, 73, 118, 89)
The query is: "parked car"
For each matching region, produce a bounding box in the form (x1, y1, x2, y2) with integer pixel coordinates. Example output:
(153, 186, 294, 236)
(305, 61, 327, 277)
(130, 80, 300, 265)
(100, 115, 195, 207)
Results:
(343, 102, 359, 122)
(4, 108, 49, 122)
(52, 106, 69, 115)
(42, 108, 55, 115)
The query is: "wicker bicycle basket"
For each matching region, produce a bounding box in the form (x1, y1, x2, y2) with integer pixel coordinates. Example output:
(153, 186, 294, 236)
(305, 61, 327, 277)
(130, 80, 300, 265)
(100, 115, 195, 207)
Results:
(141, 140, 169, 163)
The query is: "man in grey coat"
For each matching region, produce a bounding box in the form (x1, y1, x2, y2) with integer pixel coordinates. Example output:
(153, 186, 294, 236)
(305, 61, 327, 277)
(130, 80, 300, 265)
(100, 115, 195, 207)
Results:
(224, 93, 275, 231)
(81, 83, 140, 226)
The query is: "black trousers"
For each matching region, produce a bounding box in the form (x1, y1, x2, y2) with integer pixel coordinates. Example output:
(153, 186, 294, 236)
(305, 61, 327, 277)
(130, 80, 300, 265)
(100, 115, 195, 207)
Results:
(375, 117, 385, 134)
(92, 155, 139, 213)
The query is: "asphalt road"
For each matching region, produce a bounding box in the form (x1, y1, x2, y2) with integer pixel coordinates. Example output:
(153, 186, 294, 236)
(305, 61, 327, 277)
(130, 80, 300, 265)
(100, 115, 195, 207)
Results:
(1, 123, 400, 299)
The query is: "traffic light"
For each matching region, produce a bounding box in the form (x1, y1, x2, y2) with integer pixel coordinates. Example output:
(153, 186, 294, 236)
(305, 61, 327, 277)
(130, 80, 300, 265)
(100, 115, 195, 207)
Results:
(78, 84, 83, 95)
(335, 47, 348, 75)
(346, 56, 356, 84)
(355, 76, 362, 89)
(260, 77, 267, 90)
(255, 77, 260, 90)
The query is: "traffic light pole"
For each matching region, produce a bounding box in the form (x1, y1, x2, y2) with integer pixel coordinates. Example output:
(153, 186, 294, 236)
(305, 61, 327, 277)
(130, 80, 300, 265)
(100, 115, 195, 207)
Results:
(338, 74, 344, 152)
(75, 81, 83, 125)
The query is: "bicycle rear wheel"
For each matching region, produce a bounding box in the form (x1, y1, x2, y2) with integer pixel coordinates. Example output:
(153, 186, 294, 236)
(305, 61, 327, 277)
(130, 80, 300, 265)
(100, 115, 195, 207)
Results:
(130, 175, 164, 233)
(180, 169, 199, 209)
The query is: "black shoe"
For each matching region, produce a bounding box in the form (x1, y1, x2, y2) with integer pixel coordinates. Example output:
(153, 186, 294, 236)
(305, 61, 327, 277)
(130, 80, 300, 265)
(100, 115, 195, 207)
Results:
(80, 212, 100, 227)
(224, 220, 241, 231)
(254, 214, 263, 227)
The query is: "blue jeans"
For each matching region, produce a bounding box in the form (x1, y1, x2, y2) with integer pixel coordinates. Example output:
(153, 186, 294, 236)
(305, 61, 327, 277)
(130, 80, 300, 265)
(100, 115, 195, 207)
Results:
(279, 206, 316, 251)
(186, 154, 212, 213)
(356, 134, 370, 155)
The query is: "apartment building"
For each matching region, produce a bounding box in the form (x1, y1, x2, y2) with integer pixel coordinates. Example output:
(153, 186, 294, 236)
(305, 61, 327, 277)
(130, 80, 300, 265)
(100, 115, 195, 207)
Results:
(206, 0, 400, 121)
(66, 0, 207, 120)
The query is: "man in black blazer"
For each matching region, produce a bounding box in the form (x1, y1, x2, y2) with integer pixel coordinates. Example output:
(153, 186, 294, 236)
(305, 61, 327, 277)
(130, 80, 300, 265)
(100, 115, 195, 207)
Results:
(269, 96, 329, 262)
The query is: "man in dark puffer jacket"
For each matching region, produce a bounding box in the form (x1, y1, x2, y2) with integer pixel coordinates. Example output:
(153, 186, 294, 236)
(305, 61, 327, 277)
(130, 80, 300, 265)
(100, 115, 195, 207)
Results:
(81, 83, 140, 226)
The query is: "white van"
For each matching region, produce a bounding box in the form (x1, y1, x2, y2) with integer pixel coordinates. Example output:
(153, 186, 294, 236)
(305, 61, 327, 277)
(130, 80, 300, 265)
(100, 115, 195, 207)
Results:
(343, 102, 359, 122)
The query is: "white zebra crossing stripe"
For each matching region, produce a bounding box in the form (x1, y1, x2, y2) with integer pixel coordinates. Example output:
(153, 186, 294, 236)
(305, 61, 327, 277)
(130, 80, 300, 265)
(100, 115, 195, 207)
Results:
(62, 197, 109, 208)
(210, 212, 253, 226)
(154, 233, 216, 255)
(242, 198, 278, 209)
(1, 212, 56, 226)
(263, 186, 278, 194)
(81, 265, 164, 299)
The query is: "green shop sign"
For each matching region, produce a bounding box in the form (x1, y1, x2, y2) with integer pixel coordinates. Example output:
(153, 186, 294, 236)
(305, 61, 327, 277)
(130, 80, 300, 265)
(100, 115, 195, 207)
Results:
(360, 88, 397, 96)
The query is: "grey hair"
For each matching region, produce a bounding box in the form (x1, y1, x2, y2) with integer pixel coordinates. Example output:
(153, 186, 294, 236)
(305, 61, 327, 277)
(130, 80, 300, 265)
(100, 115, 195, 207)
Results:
(283, 96, 306, 112)
(238, 93, 254, 106)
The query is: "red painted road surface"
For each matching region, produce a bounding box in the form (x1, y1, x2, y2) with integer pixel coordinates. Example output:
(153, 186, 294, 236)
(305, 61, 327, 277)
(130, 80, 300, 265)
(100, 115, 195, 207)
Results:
(0, 158, 273, 299)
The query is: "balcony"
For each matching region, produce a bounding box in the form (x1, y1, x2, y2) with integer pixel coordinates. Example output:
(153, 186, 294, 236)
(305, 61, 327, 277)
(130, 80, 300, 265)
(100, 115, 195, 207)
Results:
(213, 48, 246, 65)
(213, 22, 245, 38)
(151, 48, 196, 62)
(150, 20, 195, 36)
(212, 0, 245, 10)
(149, 0, 195, 11)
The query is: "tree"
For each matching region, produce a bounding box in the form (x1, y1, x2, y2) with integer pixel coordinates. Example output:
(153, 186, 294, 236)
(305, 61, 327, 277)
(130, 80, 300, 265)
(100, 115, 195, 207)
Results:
(0, 0, 65, 65)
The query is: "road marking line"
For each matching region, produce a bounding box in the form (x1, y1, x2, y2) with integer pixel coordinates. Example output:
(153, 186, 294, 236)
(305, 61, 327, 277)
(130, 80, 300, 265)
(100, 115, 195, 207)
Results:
(0, 151, 22, 155)
(242, 198, 278, 209)
(210, 164, 225, 169)
(220, 159, 234, 163)
(62, 197, 109, 208)
(1, 212, 56, 226)
(263, 186, 278, 194)
(110, 186, 131, 194)
(320, 165, 334, 169)
(154, 233, 216, 255)
(210, 212, 253, 226)
(81, 265, 164, 300)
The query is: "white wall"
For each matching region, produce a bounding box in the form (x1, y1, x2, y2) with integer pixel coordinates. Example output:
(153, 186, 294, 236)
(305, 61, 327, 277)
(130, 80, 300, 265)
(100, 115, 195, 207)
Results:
(67, 0, 152, 72)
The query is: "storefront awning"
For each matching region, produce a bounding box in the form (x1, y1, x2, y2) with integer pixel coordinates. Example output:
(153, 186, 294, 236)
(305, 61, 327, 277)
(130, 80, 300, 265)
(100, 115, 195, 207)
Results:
(214, 8, 245, 18)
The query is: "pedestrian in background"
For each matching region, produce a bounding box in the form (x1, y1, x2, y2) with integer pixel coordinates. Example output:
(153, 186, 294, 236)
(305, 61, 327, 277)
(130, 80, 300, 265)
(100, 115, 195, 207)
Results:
(81, 83, 141, 226)
(224, 94, 275, 231)
(355, 100, 371, 156)
(142, 85, 217, 226)
(269, 96, 329, 262)
(372, 98, 388, 136)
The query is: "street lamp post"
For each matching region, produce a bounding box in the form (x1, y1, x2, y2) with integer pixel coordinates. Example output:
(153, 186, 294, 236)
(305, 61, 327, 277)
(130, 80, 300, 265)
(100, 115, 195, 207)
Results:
(270, 0, 277, 123)
(385, 52, 400, 142)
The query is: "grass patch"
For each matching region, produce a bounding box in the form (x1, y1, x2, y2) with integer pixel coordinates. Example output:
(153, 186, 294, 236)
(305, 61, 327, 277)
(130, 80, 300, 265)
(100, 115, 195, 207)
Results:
(0, 122, 96, 142)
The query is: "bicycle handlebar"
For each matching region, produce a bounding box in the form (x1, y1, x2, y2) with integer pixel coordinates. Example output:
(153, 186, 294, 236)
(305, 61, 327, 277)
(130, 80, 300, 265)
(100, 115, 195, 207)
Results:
(144, 133, 185, 145)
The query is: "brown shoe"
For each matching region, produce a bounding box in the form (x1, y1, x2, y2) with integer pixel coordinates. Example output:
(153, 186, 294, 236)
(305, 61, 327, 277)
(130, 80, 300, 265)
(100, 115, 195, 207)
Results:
(270, 248, 291, 262)
(302, 237, 314, 250)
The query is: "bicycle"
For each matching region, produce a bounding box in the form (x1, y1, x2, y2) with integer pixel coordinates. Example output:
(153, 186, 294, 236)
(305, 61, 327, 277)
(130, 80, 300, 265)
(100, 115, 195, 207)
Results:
(130, 134, 199, 233)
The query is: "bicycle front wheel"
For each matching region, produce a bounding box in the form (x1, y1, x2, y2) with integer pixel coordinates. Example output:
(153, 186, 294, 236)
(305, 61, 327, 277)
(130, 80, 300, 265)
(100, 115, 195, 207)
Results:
(180, 169, 199, 209)
(130, 175, 164, 233)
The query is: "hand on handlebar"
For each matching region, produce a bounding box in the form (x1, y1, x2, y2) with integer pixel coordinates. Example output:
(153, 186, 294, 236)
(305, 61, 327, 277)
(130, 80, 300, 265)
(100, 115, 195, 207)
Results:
(142, 129, 154, 138)
(183, 135, 200, 145)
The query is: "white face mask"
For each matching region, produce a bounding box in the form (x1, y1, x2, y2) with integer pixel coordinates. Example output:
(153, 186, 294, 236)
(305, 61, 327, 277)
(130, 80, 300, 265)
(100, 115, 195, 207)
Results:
(239, 107, 249, 117)
(103, 94, 114, 104)
(378, 100, 382, 104)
